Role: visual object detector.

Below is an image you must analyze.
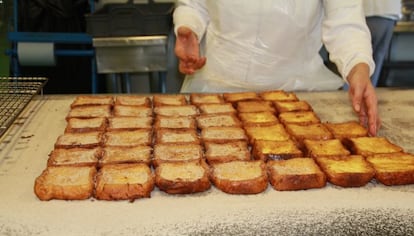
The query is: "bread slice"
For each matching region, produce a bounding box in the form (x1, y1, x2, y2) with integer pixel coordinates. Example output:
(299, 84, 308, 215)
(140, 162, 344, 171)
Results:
(66, 105, 112, 120)
(210, 160, 268, 194)
(153, 94, 187, 107)
(95, 163, 154, 201)
(70, 96, 113, 108)
(343, 137, 403, 156)
(315, 155, 375, 187)
(252, 139, 303, 161)
(155, 160, 211, 194)
(285, 123, 333, 150)
(114, 95, 151, 107)
(238, 111, 279, 127)
(324, 121, 368, 141)
(154, 116, 196, 130)
(153, 105, 199, 117)
(100, 146, 152, 166)
(236, 100, 276, 113)
(366, 152, 414, 186)
(279, 111, 320, 125)
(304, 139, 350, 158)
(34, 166, 96, 200)
(204, 141, 251, 164)
(104, 130, 152, 147)
(197, 103, 237, 114)
(267, 158, 326, 191)
(47, 147, 102, 167)
(244, 124, 291, 144)
(107, 117, 153, 131)
(113, 105, 153, 117)
(196, 113, 242, 129)
(153, 143, 203, 167)
(55, 132, 103, 149)
(190, 93, 225, 105)
(201, 127, 248, 143)
(259, 90, 298, 101)
(65, 117, 107, 133)
(155, 128, 200, 145)
(273, 100, 312, 113)
(223, 92, 260, 103)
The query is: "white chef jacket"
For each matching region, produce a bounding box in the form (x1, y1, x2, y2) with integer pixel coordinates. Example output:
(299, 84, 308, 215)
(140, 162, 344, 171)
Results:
(363, 0, 402, 20)
(174, 0, 375, 93)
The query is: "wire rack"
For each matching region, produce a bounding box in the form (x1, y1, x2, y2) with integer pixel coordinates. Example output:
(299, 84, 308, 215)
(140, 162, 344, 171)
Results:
(0, 77, 48, 138)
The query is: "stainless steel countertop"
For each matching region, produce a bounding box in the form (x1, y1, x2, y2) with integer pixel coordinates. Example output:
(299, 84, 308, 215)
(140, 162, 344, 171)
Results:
(0, 88, 413, 236)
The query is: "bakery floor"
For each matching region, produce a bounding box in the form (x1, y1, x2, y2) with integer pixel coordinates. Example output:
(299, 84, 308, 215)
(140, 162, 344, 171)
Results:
(1, 88, 414, 236)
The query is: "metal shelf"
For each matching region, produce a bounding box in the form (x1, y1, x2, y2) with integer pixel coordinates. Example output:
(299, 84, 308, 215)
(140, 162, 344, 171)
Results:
(0, 77, 47, 137)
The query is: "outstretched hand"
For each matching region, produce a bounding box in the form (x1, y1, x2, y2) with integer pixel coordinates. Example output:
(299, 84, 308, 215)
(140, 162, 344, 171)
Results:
(175, 26, 206, 75)
(347, 63, 381, 136)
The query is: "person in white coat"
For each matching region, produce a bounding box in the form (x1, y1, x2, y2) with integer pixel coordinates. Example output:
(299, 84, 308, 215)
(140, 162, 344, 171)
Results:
(174, 0, 380, 136)
(363, 0, 401, 87)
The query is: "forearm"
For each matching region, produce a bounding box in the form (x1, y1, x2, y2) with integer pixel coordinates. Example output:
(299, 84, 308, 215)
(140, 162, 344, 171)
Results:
(322, 0, 375, 81)
(173, 0, 209, 42)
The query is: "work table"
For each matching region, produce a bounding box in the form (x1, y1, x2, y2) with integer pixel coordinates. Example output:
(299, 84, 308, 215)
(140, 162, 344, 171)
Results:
(0, 88, 413, 236)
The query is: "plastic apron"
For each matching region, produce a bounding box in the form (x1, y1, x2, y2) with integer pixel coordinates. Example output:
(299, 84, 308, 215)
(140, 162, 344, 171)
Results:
(179, 0, 344, 93)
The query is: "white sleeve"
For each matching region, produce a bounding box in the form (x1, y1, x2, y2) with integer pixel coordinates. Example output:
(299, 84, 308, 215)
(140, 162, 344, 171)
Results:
(322, 0, 375, 81)
(173, 0, 209, 42)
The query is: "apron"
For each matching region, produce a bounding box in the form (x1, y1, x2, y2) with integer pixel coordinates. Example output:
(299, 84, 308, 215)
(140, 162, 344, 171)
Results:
(180, 0, 344, 93)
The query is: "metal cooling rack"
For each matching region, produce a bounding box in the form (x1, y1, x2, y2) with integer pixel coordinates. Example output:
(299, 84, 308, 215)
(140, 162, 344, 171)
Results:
(0, 77, 48, 138)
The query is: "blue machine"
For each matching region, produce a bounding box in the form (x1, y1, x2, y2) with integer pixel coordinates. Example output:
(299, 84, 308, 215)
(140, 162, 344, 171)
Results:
(5, 0, 99, 93)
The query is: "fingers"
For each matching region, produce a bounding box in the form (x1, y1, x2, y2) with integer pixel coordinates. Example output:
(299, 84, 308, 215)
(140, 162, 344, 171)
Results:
(349, 83, 380, 136)
(179, 57, 206, 74)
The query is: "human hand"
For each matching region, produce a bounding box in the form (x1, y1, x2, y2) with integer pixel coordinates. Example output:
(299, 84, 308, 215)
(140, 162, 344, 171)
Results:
(347, 63, 381, 136)
(174, 26, 206, 74)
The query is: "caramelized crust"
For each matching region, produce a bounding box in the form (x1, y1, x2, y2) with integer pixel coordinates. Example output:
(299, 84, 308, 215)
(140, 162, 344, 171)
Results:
(267, 158, 326, 191)
(153, 105, 199, 117)
(65, 117, 107, 133)
(259, 90, 298, 101)
(315, 155, 375, 187)
(55, 132, 103, 149)
(153, 94, 188, 107)
(201, 127, 248, 143)
(66, 105, 112, 120)
(366, 152, 414, 186)
(304, 139, 350, 158)
(190, 93, 225, 105)
(155, 160, 211, 194)
(223, 91, 260, 103)
(274, 101, 312, 113)
(343, 137, 404, 156)
(238, 111, 279, 127)
(204, 141, 251, 164)
(107, 117, 153, 131)
(100, 146, 152, 166)
(154, 116, 196, 129)
(113, 105, 153, 117)
(236, 100, 276, 113)
(279, 111, 321, 125)
(155, 128, 200, 145)
(324, 121, 368, 141)
(95, 163, 155, 200)
(70, 96, 113, 108)
(196, 113, 242, 128)
(244, 124, 291, 144)
(197, 103, 237, 114)
(104, 130, 152, 147)
(210, 160, 268, 194)
(114, 95, 151, 107)
(34, 166, 97, 200)
(47, 147, 102, 167)
(252, 139, 303, 161)
(153, 143, 203, 167)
